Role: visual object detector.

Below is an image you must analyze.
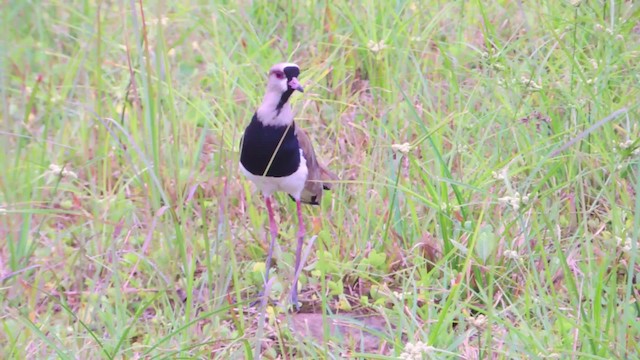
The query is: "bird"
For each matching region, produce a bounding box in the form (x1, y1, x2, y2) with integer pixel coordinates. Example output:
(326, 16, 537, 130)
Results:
(239, 62, 337, 309)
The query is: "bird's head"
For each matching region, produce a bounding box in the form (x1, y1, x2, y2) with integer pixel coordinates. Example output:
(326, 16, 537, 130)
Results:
(266, 62, 304, 95)
(256, 62, 304, 126)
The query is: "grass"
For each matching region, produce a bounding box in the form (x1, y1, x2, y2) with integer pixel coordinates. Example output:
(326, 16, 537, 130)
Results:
(1, 0, 639, 358)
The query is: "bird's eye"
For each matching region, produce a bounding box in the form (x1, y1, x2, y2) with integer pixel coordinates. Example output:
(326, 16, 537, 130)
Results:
(274, 71, 285, 79)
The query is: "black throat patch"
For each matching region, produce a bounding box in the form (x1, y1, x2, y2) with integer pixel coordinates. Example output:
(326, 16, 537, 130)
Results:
(276, 66, 301, 112)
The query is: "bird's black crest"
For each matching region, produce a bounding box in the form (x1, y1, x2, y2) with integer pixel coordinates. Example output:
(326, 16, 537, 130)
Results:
(283, 66, 300, 81)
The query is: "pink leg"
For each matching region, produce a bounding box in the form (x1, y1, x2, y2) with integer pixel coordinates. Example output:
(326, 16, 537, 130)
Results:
(291, 199, 305, 309)
(261, 196, 278, 294)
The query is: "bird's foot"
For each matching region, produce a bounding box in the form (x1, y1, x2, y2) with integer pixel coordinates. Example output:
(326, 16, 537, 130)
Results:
(251, 276, 276, 308)
(290, 288, 301, 311)
(250, 296, 264, 308)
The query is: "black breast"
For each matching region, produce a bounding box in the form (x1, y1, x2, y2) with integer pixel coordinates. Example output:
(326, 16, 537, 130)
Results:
(240, 114, 301, 177)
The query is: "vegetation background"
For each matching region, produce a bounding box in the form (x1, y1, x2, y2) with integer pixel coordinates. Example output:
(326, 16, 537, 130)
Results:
(1, 0, 639, 358)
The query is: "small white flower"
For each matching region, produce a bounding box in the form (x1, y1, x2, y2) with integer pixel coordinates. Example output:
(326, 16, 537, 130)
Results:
(618, 139, 633, 149)
(399, 341, 434, 360)
(537, 353, 561, 359)
(498, 196, 516, 209)
(498, 192, 529, 211)
(45, 164, 78, 184)
(51, 95, 63, 104)
(470, 314, 487, 329)
(367, 40, 387, 53)
(392, 142, 411, 154)
(503, 250, 520, 260)
(456, 144, 469, 154)
(392, 291, 412, 301)
(150, 16, 169, 26)
(616, 236, 633, 253)
(520, 76, 542, 91)
(51, 164, 78, 179)
(492, 171, 504, 180)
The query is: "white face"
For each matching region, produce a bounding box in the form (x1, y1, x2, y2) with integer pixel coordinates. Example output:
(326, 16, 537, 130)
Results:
(265, 63, 302, 94)
(267, 67, 290, 94)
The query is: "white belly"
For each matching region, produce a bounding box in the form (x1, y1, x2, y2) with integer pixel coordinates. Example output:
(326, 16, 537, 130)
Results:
(239, 149, 308, 199)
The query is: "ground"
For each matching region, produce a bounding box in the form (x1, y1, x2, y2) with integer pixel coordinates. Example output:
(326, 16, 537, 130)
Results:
(1, 0, 640, 359)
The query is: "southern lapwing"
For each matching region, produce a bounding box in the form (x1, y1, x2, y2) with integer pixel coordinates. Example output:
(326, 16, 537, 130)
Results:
(239, 62, 337, 308)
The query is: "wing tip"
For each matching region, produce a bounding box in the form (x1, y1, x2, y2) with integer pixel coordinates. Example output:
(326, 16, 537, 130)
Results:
(288, 194, 321, 206)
